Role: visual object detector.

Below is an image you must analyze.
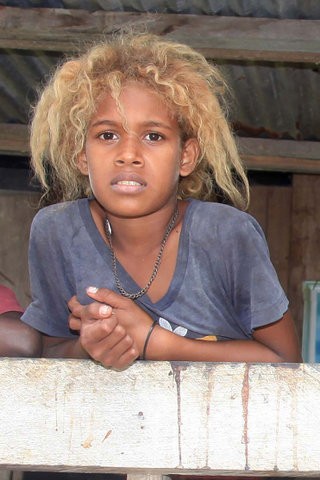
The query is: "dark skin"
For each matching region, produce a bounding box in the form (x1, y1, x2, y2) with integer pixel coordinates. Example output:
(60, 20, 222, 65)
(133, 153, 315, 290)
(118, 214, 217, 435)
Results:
(41, 85, 302, 368)
(41, 285, 302, 371)
(42, 202, 302, 369)
(0, 311, 42, 357)
(73, 288, 302, 364)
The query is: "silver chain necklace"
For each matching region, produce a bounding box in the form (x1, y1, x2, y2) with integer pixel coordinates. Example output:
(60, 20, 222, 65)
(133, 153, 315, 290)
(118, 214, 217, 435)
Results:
(104, 205, 179, 300)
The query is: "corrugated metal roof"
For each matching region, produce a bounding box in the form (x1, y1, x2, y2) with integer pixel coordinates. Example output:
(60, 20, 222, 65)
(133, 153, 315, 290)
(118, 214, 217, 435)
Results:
(221, 61, 320, 140)
(0, 0, 319, 153)
(0, 49, 60, 124)
(1, 0, 320, 18)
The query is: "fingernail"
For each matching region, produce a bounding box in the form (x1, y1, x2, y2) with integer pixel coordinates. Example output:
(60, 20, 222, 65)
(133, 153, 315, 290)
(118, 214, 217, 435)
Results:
(99, 304, 111, 315)
(87, 286, 98, 294)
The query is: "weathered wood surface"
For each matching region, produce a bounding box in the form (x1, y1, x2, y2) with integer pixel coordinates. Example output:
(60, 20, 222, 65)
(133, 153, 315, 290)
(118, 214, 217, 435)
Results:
(0, 192, 39, 309)
(249, 185, 292, 294)
(0, 471, 12, 480)
(239, 138, 320, 174)
(288, 175, 320, 340)
(0, 359, 319, 476)
(0, 7, 320, 63)
(0, 124, 30, 157)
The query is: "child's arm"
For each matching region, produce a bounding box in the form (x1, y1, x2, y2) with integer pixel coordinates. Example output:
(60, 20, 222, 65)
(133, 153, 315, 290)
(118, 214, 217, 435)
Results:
(0, 312, 42, 357)
(148, 310, 302, 363)
(69, 287, 302, 366)
(42, 299, 139, 370)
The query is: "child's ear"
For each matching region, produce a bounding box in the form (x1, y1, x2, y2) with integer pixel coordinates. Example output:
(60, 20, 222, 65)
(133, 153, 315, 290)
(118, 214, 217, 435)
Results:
(179, 138, 200, 177)
(77, 151, 89, 175)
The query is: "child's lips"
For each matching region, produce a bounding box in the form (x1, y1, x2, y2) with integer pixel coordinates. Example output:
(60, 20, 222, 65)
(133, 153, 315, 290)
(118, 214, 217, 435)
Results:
(111, 174, 146, 192)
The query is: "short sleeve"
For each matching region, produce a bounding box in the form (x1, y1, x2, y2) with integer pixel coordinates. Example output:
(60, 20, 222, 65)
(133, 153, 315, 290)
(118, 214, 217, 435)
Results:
(21, 208, 76, 337)
(0, 285, 24, 315)
(219, 213, 288, 334)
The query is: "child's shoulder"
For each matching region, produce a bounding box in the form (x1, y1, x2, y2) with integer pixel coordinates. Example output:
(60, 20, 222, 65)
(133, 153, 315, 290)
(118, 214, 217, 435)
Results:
(31, 198, 88, 234)
(189, 199, 263, 239)
(190, 199, 252, 224)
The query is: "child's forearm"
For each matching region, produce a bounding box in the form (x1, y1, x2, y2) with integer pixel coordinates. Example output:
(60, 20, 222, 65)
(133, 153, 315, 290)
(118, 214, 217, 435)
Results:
(146, 325, 301, 363)
(42, 328, 139, 371)
(42, 335, 90, 359)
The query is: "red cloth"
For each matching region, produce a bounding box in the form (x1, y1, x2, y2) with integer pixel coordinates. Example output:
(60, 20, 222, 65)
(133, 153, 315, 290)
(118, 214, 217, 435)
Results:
(0, 285, 24, 315)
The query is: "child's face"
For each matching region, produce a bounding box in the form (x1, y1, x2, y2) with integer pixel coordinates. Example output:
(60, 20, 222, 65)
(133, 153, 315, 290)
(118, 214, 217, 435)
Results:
(77, 82, 199, 218)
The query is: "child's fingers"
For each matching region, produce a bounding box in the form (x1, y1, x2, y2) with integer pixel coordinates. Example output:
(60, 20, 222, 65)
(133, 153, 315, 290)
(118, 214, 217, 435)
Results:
(69, 295, 113, 323)
(86, 286, 130, 309)
(110, 345, 139, 371)
(82, 302, 113, 321)
(80, 318, 135, 368)
(81, 315, 120, 345)
(96, 333, 138, 369)
(67, 295, 81, 315)
(68, 314, 81, 331)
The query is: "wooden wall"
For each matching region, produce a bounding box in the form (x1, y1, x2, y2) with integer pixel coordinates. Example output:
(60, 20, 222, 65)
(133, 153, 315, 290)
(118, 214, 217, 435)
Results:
(0, 191, 40, 309)
(249, 174, 320, 341)
(1, 173, 320, 344)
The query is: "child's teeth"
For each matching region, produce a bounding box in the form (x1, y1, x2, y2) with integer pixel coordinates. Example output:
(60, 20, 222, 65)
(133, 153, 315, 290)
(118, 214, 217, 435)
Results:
(118, 181, 140, 185)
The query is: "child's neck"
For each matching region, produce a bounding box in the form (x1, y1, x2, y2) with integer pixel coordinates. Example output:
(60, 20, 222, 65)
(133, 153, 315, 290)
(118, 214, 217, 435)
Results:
(91, 199, 184, 254)
(89, 199, 186, 303)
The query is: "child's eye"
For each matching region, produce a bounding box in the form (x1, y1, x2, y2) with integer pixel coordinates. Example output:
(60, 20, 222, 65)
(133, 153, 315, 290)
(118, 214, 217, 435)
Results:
(145, 132, 163, 142)
(98, 131, 118, 141)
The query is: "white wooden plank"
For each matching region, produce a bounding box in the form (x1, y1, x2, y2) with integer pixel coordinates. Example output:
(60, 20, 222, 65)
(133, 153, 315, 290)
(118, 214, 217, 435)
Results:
(128, 475, 169, 480)
(0, 359, 319, 476)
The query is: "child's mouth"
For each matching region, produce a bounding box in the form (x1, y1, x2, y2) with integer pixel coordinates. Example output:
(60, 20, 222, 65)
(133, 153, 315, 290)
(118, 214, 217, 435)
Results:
(111, 175, 146, 193)
(117, 180, 141, 186)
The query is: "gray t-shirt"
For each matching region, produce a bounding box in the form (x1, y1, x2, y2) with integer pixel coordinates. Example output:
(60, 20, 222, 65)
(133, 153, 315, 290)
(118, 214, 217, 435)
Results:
(22, 198, 288, 341)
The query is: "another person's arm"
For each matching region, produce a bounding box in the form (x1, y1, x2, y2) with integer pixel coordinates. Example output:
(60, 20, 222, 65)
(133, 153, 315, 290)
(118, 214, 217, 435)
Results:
(0, 285, 42, 357)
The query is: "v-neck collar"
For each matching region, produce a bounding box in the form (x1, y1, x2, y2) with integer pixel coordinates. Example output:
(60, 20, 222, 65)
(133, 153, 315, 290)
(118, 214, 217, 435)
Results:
(78, 198, 195, 308)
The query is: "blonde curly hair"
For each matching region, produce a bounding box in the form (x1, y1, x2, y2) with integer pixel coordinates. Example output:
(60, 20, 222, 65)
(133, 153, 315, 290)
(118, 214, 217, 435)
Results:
(30, 32, 249, 209)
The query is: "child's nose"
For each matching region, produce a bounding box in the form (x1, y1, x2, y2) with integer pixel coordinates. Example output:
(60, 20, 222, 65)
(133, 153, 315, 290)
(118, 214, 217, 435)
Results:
(114, 135, 143, 167)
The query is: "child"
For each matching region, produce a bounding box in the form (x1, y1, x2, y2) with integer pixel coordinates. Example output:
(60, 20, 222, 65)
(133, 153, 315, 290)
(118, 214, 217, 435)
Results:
(21, 32, 301, 369)
(0, 284, 42, 357)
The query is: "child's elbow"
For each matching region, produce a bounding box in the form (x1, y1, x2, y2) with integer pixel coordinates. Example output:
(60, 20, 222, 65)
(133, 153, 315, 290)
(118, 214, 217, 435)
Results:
(0, 313, 42, 357)
(275, 350, 303, 364)
(16, 325, 42, 357)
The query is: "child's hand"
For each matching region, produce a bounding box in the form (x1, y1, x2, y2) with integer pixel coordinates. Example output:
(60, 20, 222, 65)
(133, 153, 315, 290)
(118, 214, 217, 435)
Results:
(85, 286, 156, 356)
(67, 295, 139, 370)
(87, 287, 157, 356)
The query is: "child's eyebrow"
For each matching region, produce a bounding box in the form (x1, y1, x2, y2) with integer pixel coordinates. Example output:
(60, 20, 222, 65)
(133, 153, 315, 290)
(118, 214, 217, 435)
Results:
(90, 119, 175, 131)
(90, 119, 119, 128)
(141, 121, 175, 131)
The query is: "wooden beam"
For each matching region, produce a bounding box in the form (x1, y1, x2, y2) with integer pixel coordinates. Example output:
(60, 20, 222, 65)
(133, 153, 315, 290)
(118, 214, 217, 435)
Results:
(0, 359, 318, 475)
(0, 124, 30, 157)
(1, 123, 319, 174)
(239, 137, 320, 174)
(0, 7, 319, 63)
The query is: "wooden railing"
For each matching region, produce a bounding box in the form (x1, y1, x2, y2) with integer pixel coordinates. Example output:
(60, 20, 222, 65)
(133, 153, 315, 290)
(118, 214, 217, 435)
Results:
(0, 359, 319, 478)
